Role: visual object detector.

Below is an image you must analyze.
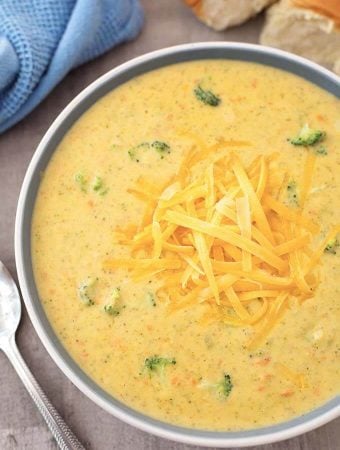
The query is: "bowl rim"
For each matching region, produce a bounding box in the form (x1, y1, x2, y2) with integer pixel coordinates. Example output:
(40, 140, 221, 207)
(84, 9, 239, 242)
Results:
(15, 42, 340, 447)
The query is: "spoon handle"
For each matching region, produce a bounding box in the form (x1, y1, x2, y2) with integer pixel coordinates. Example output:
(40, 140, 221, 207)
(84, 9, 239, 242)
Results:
(2, 335, 86, 450)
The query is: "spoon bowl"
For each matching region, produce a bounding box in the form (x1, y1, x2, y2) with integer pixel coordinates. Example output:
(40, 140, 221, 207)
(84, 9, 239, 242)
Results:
(0, 261, 21, 342)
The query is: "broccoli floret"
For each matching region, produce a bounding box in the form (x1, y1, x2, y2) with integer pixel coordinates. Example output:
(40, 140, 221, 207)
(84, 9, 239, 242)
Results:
(92, 176, 108, 196)
(151, 141, 171, 158)
(215, 374, 233, 399)
(128, 148, 138, 161)
(324, 238, 339, 255)
(289, 124, 325, 146)
(92, 176, 103, 191)
(146, 291, 157, 307)
(199, 373, 233, 400)
(315, 146, 328, 156)
(128, 141, 170, 161)
(128, 142, 150, 162)
(104, 287, 124, 316)
(143, 355, 176, 377)
(78, 277, 97, 306)
(194, 85, 221, 107)
(287, 180, 298, 206)
(74, 172, 87, 192)
(104, 304, 120, 316)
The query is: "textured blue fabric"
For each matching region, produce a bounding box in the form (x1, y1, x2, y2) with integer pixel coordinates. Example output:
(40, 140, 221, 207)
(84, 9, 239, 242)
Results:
(0, 0, 143, 133)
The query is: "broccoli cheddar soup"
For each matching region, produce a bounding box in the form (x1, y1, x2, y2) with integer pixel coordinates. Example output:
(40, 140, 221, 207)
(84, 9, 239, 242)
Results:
(32, 60, 340, 430)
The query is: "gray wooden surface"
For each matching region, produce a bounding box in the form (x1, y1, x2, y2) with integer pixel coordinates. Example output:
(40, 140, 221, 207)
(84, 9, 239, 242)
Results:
(0, 1, 338, 449)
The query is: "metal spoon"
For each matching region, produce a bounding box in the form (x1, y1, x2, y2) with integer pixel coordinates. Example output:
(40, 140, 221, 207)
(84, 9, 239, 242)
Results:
(0, 260, 85, 450)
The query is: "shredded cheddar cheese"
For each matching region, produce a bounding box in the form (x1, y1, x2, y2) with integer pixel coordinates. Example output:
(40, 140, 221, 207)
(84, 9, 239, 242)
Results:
(104, 145, 339, 349)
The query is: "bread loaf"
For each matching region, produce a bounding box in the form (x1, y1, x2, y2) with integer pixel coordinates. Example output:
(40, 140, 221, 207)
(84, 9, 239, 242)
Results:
(185, 0, 277, 30)
(260, 0, 340, 74)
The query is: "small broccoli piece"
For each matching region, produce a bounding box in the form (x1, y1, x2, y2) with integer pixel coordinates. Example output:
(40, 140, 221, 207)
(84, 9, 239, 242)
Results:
(194, 85, 221, 107)
(287, 180, 299, 206)
(128, 148, 138, 161)
(92, 176, 103, 191)
(199, 373, 233, 400)
(289, 124, 325, 146)
(143, 355, 176, 378)
(151, 141, 171, 158)
(92, 176, 108, 195)
(74, 172, 87, 192)
(128, 142, 150, 162)
(215, 374, 233, 399)
(146, 291, 157, 307)
(324, 238, 339, 255)
(78, 277, 97, 306)
(128, 142, 170, 161)
(314, 146, 328, 156)
(104, 304, 120, 316)
(104, 287, 124, 316)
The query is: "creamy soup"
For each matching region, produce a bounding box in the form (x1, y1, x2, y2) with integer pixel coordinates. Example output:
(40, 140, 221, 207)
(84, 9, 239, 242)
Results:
(32, 60, 340, 430)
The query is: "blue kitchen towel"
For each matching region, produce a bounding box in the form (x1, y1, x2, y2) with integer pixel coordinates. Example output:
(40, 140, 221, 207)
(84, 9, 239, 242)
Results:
(0, 0, 144, 133)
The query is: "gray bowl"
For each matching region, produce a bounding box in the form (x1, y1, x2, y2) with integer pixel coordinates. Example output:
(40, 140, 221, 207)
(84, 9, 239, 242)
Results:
(15, 42, 340, 447)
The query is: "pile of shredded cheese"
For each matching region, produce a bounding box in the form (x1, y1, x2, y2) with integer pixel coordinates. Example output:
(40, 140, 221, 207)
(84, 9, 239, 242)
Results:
(104, 142, 340, 349)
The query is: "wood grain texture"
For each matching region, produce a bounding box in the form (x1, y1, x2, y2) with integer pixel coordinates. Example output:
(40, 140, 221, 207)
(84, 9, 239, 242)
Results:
(0, 0, 338, 449)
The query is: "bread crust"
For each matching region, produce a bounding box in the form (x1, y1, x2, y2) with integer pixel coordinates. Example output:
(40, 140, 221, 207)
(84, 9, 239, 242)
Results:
(184, 0, 276, 30)
(293, 0, 340, 25)
(260, 0, 340, 74)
